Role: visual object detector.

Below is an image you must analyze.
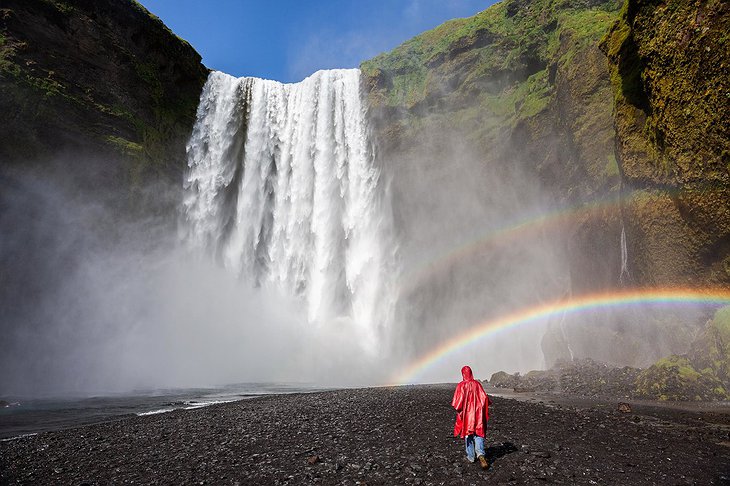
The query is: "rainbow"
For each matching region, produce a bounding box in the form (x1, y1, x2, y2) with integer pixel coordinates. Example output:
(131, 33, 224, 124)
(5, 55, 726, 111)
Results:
(392, 287, 730, 384)
(398, 188, 725, 296)
(397, 195, 624, 295)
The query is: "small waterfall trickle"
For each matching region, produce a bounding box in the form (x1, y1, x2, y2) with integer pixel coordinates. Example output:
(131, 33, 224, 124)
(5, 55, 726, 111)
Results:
(558, 305, 575, 361)
(183, 69, 397, 351)
(619, 223, 630, 285)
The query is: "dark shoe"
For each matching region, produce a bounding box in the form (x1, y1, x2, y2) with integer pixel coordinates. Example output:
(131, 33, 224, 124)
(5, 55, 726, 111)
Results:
(478, 455, 489, 470)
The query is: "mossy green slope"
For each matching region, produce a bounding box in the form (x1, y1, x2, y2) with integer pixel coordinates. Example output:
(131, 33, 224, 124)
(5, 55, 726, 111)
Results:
(0, 0, 209, 184)
(362, 0, 623, 201)
(635, 306, 730, 400)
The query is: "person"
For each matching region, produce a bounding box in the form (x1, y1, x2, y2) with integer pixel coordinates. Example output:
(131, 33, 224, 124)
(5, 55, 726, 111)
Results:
(452, 365, 492, 470)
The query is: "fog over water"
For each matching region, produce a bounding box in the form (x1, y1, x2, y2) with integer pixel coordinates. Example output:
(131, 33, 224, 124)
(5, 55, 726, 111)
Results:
(0, 69, 711, 397)
(1, 69, 398, 397)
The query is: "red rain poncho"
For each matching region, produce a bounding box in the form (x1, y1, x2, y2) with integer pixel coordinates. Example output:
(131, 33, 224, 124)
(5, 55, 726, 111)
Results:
(452, 365, 491, 438)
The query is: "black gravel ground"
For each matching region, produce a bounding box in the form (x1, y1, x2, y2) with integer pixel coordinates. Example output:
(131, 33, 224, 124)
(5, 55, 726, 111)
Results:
(1, 384, 729, 485)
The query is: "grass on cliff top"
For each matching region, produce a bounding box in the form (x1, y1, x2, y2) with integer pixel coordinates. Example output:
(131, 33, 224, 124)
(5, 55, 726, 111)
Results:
(361, 0, 622, 110)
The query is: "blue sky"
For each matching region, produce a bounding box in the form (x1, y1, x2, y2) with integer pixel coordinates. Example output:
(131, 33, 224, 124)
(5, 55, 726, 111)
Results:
(139, 0, 496, 83)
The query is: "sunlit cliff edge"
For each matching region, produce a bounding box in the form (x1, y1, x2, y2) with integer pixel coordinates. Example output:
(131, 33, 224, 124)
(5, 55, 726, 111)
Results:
(362, 0, 729, 292)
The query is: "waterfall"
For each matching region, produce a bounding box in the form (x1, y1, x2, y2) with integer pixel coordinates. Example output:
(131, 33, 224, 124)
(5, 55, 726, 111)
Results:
(619, 223, 630, 285)
(183, 69, 397, 351)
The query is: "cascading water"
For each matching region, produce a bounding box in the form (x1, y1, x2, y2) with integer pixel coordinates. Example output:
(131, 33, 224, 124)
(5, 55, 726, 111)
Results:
(619, 223, 630, 285)
(183, 69, 397, 353)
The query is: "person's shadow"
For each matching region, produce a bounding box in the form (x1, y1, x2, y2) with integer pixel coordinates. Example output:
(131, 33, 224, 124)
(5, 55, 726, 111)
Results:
(485, 441, 518, 465)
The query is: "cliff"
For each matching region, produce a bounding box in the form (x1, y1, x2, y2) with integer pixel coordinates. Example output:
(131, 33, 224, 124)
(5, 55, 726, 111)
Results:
(361, 0, 729, 367)
(362, 0, 630, 364)
(362, 0, 622, 201)
(602, 0, 730, 287)
(0, 0, 208, 184)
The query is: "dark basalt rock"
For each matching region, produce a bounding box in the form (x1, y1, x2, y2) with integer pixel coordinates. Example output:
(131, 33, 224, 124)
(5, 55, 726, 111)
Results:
(491, 358, 642, 398)
(489, 371, 522, 389)
(0, 0, 209, 185)
(2, 386, 728, 484)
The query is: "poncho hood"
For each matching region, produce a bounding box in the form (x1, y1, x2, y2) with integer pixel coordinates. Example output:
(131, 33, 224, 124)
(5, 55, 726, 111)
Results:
(461, 365, 474, 381)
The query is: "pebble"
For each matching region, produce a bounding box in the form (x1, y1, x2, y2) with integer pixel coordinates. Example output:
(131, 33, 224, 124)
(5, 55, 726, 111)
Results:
(1, 385, 727, 484)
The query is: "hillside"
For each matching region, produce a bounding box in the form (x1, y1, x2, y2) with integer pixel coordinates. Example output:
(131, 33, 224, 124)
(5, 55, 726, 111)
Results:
(363, 0, 622, 201)
(361, 0, 729, 368)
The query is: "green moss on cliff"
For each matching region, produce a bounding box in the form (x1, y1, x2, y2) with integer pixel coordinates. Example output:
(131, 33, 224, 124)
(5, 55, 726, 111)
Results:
(634, 354, 728, 401)
(40, 0, 75, 15)
(635, 306, 730, 401)
(362, 0, 622, 206)
(688, 306, 730, 384)
(363, 0, 620, 121)
(603, 0, 729, 180)
(601, 0, 730, 288)
(106, 135, 143, 156)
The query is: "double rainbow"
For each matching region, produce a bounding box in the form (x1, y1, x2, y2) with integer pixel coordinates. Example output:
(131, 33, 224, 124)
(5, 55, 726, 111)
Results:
(392, 287, 730, 384)
(398, 188, 725, 296)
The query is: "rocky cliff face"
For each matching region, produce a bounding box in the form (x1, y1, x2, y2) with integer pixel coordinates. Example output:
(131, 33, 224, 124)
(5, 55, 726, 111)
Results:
(602, 0, 730, 287)
(361, 0, 729, 367)
(362, 0, 629, 365)
(363, 0, 621, 200)
(0, 0, 208, 186)
(0, 0, 209, 374)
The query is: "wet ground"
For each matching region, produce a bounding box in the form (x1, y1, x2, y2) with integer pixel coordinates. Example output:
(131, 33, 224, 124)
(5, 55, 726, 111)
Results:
(1, 384, 729, 484)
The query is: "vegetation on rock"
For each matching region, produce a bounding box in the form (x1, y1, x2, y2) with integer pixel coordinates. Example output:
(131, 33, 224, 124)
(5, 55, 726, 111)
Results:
(634, 355, 728, 401)
(363, 0, 730, 370)
(363, 0, 622, 200)
(602, 0, 730, 286)
(498, 310, 730, 402)
(0, 0, 209, 187)
(491, 347, 730, 401)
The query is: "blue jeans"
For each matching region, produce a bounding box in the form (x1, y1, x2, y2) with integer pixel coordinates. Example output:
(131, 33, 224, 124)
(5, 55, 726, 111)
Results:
(464, 434, 485, 462)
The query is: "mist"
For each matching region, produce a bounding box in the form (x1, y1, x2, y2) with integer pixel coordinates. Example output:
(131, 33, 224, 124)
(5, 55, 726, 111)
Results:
(378, 120, 571, 380)
(0, 160, 389, 397)
(1, 67, 712, 397)
(375, 107, 710, 383)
